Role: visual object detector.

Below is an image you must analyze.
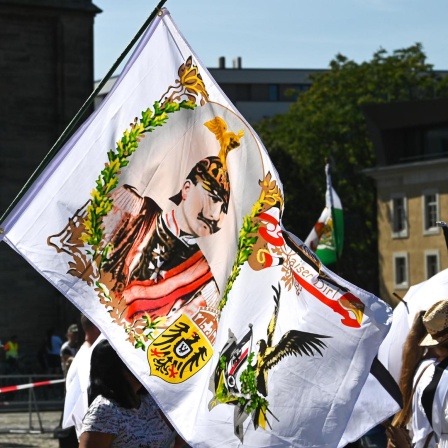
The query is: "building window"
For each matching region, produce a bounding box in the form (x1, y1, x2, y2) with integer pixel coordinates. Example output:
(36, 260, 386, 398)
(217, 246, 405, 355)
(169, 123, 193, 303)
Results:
(425, 251, 440, 279)
(236, 84, 251, 101)
(268, 84, 279, 101)
(393, 253, 409, 289)
(279, 84, 310, 101)
(425, 127, 448, 158)
(423, 190, 439, 234)
(391, 194, 408, 238)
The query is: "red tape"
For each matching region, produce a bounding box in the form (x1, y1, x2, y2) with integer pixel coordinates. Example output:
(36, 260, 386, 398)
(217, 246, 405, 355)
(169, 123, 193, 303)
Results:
(0, 378, 65, 394)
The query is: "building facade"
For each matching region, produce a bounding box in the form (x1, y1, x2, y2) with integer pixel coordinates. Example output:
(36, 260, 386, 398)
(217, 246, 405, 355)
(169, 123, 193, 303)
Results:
(0, 0, 100, 367)
(95, 58, 321, 123)
(364, 98, 448, 304)
(209, 63, 321, 122)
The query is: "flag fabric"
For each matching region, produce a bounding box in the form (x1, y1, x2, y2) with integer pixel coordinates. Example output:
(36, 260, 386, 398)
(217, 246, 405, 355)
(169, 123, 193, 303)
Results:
(300, 152, 399, 444)
(62, 333, 105, 437)
(378, 268, 448, 383)
(0, 9, 393, 447)
(305, 163, 344, 265)
(338, 358, 401, 447)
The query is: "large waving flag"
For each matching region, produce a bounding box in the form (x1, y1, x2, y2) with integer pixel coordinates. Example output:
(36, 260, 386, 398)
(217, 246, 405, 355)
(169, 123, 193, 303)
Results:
(305, 163, 344, 265)
(0, 9, 393, 447)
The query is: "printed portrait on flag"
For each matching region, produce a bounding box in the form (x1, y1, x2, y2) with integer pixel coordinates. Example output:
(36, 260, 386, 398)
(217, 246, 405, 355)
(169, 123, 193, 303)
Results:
(47, 55, 264, 374)
(97, 116, 244, 335)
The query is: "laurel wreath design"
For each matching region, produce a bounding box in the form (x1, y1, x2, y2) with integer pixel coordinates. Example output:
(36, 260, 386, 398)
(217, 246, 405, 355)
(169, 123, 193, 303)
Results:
(219, 173, 284, 310)
(80, 100, 196, 259)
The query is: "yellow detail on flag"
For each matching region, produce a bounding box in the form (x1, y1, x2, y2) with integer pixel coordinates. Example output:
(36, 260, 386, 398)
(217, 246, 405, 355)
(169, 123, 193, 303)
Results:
(258, 406, 267, 430)
(147, 314, 213, 383)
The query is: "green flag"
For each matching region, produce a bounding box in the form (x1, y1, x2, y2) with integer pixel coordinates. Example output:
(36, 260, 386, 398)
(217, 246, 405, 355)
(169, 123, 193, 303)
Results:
(304, 163, 344, 265)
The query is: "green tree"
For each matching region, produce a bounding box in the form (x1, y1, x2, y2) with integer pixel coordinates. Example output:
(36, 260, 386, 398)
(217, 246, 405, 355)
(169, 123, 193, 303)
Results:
(255, 43, 448, 295)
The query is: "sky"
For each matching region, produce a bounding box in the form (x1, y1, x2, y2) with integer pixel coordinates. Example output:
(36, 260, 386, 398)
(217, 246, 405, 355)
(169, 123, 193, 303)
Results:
(92, 0, 448, 80)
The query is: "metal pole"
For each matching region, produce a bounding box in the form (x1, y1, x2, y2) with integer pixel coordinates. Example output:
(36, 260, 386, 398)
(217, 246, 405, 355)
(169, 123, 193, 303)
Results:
(28, 376, 32, 430)
(28, 382, 43, 433)
(31, 387, 44, 433)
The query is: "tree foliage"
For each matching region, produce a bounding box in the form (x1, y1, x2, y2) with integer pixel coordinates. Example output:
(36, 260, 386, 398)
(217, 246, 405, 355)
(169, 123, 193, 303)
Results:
(255, 43, 448, 295)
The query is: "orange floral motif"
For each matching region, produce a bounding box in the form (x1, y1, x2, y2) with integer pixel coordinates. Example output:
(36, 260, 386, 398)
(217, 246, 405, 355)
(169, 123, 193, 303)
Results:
(160, 55, 209, 106)
(178, 56, 209, 104)
(247, 173, 285, 272)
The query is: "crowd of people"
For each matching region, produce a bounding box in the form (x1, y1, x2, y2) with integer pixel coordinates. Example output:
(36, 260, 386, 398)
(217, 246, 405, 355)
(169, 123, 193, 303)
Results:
(0, 325, 80, 376)
(0, 315, 183, 447)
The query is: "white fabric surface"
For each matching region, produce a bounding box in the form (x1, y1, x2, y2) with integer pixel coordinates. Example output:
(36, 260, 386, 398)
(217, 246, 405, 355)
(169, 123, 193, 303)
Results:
(63, 334, 104, 438)
(378, 268, 448, 383)
(411, 359, 437, 448)
(432, 362, 448, 447)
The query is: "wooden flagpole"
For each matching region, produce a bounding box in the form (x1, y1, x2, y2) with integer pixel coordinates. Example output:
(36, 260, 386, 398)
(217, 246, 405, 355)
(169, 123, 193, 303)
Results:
(0, 0, 168, 226)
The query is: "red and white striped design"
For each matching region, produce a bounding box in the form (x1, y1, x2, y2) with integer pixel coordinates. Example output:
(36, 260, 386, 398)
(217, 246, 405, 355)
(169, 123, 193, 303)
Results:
(0, 378, 65, 394)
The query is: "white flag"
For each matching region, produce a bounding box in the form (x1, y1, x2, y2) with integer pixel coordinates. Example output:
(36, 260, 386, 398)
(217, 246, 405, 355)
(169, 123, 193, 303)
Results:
(378, 268, 448, 382)
(0, 9, 393, 447)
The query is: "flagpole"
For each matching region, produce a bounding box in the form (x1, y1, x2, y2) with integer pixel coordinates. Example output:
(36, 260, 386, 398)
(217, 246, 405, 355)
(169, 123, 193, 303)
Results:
(326, 161, 340, 265)
(437, 221, 448, 252)
(0, 0, 168, 226)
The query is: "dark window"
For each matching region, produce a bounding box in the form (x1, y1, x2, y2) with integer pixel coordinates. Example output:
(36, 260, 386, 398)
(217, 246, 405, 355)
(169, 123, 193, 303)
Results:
(268, 84, 279, 101)
(425, 127, 448, 156)
(217, 83, 312, 102)
(395, 256, 407, 286)
(426, 254, 439, 279)
(398, 126, 448, 163)
(424, 194, 438, 230)
(392, 197, 406, 234)
(236, 84, 250, 101)
(219, 84, 237, 102)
